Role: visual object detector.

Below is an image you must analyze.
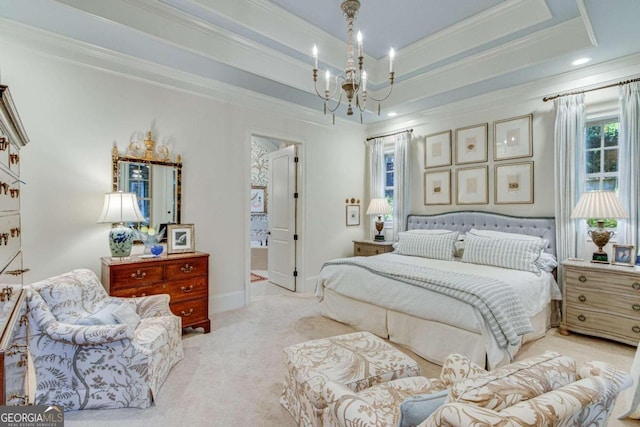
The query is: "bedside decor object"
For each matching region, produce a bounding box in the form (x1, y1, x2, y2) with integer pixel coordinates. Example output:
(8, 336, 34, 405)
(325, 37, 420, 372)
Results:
(97, 192, 145, 258)
(167, 224, 195, 254)
(570, 190, 629, 264)
(366, 198, 391, 241)
(612, 244, 636, 266)
(346, 204, 360, 226)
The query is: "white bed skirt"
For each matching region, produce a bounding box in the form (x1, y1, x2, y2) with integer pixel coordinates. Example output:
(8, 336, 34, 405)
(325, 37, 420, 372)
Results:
(321, 288, 552, 369)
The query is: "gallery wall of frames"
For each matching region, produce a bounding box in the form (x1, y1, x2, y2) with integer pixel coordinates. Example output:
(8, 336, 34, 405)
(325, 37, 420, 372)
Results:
(423, 114, 534, 206)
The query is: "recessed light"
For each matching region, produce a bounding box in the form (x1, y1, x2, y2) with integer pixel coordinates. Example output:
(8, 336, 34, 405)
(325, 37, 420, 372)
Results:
(572, 57, 591, 66)
(387, 112, 397, 117)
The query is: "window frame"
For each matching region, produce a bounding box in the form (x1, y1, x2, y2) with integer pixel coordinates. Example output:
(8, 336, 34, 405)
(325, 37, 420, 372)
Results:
(383, 146, 395, 228)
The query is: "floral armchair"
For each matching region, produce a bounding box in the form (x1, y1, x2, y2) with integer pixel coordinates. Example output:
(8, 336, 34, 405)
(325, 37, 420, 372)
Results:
(25, 269, 184, 410)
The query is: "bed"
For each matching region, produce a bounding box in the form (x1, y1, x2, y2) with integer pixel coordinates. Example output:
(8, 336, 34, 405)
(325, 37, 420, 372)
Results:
(315, 211, 562, 369)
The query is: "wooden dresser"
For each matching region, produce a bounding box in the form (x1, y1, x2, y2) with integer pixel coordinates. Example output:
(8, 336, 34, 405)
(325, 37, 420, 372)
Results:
(101, 252, 211, 333)
(0, 85, 30, 405)
(560, 259, 640, 345)
(353, 240, 394, 257)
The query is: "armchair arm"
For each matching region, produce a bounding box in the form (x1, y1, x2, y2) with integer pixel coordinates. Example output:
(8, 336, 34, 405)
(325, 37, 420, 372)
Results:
(578, 361, 633, 391)
(114, 293, 173, 318)
(419, 403, 512, 427)
(42, 321, 132, 345)
(322, 381, 379, 427)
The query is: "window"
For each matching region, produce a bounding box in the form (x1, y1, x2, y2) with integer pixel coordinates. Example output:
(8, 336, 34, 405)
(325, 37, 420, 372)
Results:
(384, 150, 394, 225)
(585, 118, 619, 227)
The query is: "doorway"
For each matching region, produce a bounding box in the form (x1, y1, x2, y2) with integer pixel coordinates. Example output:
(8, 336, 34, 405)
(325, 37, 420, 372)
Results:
(249, 135, 299, 298)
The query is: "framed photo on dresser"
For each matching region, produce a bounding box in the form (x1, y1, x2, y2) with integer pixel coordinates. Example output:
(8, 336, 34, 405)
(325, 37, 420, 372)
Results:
(167, 224, 195, 254)
(612, 244, 636, 266)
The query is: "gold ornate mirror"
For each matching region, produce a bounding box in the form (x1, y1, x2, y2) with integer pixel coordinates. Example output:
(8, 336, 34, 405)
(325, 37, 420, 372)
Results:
(112, 131, 182, 226)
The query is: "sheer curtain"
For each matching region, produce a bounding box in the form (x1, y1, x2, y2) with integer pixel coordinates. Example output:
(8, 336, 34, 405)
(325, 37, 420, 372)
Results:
(554, 94, 585, 282)
(617, 82, 640, 248)
(367, 137, 385, 240)
(393, 131, 411, 239)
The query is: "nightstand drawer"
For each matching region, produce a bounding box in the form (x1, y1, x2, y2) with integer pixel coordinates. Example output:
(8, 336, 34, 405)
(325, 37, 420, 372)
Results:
(566, 287, 640, 317)
(353, 241, 394, 257)
(565, 305, 640, 344)
(564, 267, 640, 295)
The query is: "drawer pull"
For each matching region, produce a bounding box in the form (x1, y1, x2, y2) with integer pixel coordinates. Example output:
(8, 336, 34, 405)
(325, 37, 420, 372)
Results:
(633, 326, 640, 334)
(357, 247, 361, 252)
(181, 264, 194, 273)
(633, 304, 640, 312)
(577, 314, 586, 322)
(181, 308, 194, 317)
(578, 275, 587, 283)
(633, 282, 640, 290)
(375, 249, 380, 254)
(131, 270, 146, 280)
(578, 295, 586, 302)
(181, 285, 194, 293)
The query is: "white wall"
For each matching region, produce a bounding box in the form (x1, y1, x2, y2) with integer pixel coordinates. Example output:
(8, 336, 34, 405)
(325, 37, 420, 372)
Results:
(0, 42, 366, 312)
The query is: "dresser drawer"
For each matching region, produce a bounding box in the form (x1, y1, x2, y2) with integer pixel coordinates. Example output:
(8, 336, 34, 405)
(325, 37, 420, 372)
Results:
(564, 267, 640, 296)
(565, 305, 640, 344)
(566, 287, 640, 318)
(110, 265, 164, 289)
(354, 242, 393, 257)
(110, 283, 166, 298)
(165, 257, 208, 280)
(164, 277, 207, 302)
(170, 298, 208, 326)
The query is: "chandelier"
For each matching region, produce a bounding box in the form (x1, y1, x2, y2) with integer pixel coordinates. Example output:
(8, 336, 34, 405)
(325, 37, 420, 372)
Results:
(312, 0, 395, 124)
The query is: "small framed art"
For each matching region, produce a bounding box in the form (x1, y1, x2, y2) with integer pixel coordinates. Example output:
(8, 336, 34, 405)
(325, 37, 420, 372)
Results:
(346, 204, 360, 226)
(424, 170, 451, 205)
(424, 130, 452, 169)
(612, 244, 636, 267)
(493, 114, 533, 161)
(167, 224, 195, 254)
(455, 123, 488, 165)
(250, 186, 266, 214)
(456, 166, 488, 205)
(495, 162, 534, 204)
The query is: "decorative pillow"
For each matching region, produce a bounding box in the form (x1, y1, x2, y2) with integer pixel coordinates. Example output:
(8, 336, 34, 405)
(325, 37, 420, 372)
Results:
(395, 231, 458, 260)
(468, 228, 544, 241)
(448, 351, 576, 412)
(535, 252, 558, 272)
(113, 300, 141, 330)
(406, 229, 455, 235)
(461, 233, 547, 274)
(76, 298, 125, 326)
(398, 389, 448, 427)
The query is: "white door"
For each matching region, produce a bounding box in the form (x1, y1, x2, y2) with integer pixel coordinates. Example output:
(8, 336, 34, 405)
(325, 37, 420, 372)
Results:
(267, 145, 297, 291)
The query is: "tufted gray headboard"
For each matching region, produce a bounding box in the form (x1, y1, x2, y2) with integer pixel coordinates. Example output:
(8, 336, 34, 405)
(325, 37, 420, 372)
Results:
(406, 211, 556, 257)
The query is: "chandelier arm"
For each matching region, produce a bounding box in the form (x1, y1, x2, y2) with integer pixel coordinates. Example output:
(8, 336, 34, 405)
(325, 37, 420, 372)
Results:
(325, 90, 345, 114)
(365, 73, 395, 102)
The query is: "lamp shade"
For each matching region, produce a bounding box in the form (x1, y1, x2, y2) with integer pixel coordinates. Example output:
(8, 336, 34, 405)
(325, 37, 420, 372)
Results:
(97, 192, 145, 224)
(570, 190, 628, 219)
(366, 198, 391, 215)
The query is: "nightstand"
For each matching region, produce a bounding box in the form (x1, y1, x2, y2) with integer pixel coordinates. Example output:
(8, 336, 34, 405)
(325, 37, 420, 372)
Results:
(560, 259, 640, 346)
(353, 240, 394, 257)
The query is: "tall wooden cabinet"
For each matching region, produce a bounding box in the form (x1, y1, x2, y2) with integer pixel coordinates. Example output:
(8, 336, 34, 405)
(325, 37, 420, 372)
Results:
(0, 85, 30, 405)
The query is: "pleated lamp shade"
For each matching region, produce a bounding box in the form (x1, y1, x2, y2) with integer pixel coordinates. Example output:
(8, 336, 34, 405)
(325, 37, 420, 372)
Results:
(97, 192, 145, 224)
(366, 198, 391, 215)
(570, 191, 628, 219)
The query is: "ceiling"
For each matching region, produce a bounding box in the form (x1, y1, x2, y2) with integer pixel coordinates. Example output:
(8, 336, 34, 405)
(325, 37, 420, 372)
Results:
(1, 0, 640, 124)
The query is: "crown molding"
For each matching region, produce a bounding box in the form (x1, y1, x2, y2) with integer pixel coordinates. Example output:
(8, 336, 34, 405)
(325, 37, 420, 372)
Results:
(576, 0, 598, 47)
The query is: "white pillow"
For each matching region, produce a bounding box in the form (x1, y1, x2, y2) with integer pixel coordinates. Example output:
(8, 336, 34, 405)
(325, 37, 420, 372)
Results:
(468, 228, 544, 241)
(535, 252, 558, 273)
(406, 229, 455, 235)
(396, 231, 458, 260)
(461, 233, 547, 274)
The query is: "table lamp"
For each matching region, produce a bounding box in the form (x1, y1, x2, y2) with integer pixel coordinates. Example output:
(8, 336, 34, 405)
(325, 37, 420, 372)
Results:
(97, 192, 146, 258)
(570, 190, 628, 263)
(366, 198, 391, 241)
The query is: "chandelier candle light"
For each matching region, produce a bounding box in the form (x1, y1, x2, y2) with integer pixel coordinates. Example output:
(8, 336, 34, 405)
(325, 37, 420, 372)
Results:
(312, 0, 395, 124)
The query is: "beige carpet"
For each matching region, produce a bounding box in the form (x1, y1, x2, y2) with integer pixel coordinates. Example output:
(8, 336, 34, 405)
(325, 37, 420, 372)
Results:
(63, 293, 637, 426)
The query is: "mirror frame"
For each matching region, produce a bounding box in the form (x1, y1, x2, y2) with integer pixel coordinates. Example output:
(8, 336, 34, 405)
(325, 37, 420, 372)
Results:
(111, 131, 182, 225)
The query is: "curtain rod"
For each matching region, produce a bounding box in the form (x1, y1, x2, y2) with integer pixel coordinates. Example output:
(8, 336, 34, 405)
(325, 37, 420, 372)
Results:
(542, 77, 640, 102)
(366, 128, 413, 141)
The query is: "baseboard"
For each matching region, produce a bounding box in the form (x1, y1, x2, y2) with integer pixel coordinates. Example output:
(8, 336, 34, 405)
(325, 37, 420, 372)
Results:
(301, 275, 319, 294)
(210, 290, 245, 313)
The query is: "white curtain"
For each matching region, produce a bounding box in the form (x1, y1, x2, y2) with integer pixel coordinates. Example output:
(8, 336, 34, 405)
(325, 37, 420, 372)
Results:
(393, 131, 411, 239)
(554, 94, 586, 282)
(368, 137, 385, 239)
(617, 82, 640, 248)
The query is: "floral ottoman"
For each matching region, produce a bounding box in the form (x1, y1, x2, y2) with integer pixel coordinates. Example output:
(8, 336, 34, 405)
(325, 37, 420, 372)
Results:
(281, 331, 421, 427)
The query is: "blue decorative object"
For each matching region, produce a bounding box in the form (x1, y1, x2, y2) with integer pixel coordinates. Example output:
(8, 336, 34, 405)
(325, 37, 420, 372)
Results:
(151, 244, 164, 256)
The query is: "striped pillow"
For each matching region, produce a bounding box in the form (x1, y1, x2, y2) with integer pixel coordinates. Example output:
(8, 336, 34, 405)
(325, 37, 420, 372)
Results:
(396, 231, 458, 260)
(461, 233, 547, 274)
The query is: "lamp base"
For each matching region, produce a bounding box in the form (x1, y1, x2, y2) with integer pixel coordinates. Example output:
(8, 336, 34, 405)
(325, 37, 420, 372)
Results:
(374, 234, 385, 242)
(108, 226, 135, 258)
(590, 251, 609, 264)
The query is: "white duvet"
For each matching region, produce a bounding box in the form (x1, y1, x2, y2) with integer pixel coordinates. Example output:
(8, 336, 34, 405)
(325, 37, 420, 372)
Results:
(316, 252, 561, 334)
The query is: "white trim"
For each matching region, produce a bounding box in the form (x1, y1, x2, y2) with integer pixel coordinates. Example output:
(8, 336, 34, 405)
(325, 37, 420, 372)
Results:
(576, 0, 599, 47)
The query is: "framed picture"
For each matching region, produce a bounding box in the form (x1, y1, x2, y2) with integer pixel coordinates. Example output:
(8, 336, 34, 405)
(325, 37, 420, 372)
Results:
(456, 166, 488, 204)
(424, 130, 452, 169)
(495, 162, 534, 204)
(494, 114, 533, 161)
(167, 224, 195, 254)
(612, 244, 636, 266)
(424, 170, 451, 205)
(346, 204, 360, 226)
(455, 123, 488, 165)
(250, 186, 266, 214)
